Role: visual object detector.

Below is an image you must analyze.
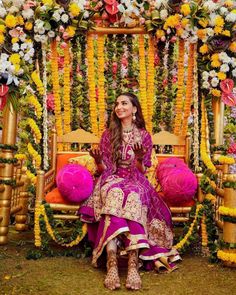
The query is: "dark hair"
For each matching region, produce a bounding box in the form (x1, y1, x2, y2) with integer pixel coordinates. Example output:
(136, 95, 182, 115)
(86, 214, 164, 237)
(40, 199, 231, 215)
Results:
(109, 92, 146, 164)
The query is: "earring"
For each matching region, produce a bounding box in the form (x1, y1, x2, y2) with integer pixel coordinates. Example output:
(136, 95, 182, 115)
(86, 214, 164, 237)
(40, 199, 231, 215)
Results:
(132, 113, 136, 122)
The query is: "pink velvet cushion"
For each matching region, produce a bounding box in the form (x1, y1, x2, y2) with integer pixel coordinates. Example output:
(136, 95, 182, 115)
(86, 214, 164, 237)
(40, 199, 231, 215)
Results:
(56, 164, 93, 204)
(156, 158, 197, 206)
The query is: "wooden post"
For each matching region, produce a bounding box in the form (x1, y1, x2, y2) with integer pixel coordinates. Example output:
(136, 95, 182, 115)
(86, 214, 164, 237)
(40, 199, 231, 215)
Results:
(212, 99, 224, 146)
(0, 102, 17, 244)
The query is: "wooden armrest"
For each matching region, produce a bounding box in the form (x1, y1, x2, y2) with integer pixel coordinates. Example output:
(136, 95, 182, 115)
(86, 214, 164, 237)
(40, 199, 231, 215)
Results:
(36, 169, 56, 204)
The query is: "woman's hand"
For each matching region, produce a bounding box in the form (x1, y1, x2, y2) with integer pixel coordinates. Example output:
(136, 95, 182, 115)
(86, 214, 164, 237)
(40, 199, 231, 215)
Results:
(132, 143, 146, 162)
(89, 148, 103, 164)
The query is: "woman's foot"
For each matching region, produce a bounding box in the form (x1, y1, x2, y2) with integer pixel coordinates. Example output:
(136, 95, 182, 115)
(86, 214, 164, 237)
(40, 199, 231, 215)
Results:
(126, 250, 142, 290)
(104, 250, 121, 290)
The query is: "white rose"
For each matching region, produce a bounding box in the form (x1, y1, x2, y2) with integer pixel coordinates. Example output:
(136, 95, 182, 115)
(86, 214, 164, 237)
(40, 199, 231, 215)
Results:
(202, 81, 210, 89)
(12, 43, 20, 52)
(0, 7, 7, 18)
(61, 14, 69, 23)
(211, 77, 219, 87)
(160, 9, 168, 20)
(232, 69, 236, 77)
(209, 70, 216, 77)
(52, 12, 61, 22)
(220, 64, 230, 73)
(48, 31, 55, 38)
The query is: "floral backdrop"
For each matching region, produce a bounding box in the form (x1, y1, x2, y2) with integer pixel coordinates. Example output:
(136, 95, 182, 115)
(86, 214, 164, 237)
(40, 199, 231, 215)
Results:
(0, 0, 235, 179)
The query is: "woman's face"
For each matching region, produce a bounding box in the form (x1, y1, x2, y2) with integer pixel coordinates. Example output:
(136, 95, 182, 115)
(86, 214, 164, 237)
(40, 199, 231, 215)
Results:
(114, 95, 136, 122)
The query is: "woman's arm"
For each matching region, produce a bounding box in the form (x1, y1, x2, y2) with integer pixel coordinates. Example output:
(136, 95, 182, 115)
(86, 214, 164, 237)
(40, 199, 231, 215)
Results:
(133, 143, 147, 174)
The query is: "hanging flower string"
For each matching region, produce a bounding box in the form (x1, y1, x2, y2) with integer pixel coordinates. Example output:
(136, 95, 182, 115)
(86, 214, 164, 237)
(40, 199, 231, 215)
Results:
(182, 43, 195, 136)
(193, 48, 200, 172)
(34, 204, 87, 248)
(63, 41, 71, 134)
(87, 34, 98, 135)
(174, 204, 203, 250)
(217, 250, 236, 264)
(42, 43, 49, 170)
(138, 34, 148, 124)
(200, 100, 216, 172)
(31, 71, 44, 96)
(201, 214, 208, 247)
(27, 142, 41, 169)
(174, 39, 185, 136)
(146, 36, 155, 133)
(97, 34, 106, 136)
(27, 118, 42, 144)
(51, 39, 63, 150)
(27, 95, 42, 119)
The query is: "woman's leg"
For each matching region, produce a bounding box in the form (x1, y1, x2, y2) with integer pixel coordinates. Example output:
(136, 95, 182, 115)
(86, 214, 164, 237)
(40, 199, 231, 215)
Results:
(126, 250, 142, 290)
(104, 239, 121, 290)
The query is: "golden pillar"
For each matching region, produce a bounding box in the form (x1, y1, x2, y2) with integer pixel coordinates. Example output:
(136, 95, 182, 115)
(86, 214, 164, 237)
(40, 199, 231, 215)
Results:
(0, 102, 17, 245)
(212, 98, 224, 146)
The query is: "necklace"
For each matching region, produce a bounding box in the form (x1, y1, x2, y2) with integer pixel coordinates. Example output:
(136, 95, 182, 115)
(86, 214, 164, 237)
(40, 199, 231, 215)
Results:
(122, 124, 134, 134)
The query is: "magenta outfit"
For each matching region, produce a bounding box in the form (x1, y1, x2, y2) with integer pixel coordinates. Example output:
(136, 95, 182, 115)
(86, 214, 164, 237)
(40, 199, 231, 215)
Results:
(79, 126, 180, 269)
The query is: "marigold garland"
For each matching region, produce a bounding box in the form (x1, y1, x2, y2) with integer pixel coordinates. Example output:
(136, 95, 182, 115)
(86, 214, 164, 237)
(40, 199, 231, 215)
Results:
(174, 39, 185, 136)
(31, 71, 44, 96)
(27, 118, 42, 144)
(63, 42, 71, 134)
(218, 155, 235, 165)
(97, 35, 106, 136)
(174, 204, 203, 250)
(138, 34, 148, 124)
(28, 95, 42, 119)
(34, 204, 87, 248)
(217, 249, 236, 264)
(219, 206, 236, 218)
(42, 44, 49, 170)
(200, 100, 216, 172)
(51, 39, 63, 150)
(182, 43, 195, 136)
(27, 142, 41, 168)
(201, 214, 208, 247)
(146, 36, 155, 133)
(87, 34, 98, 135)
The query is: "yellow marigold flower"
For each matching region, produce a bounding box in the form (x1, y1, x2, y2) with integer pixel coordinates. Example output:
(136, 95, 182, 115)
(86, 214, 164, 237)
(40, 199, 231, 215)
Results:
(199, 44, 208, 54)
(5, 14, 17, 28)
(25, 22, 33, 31)
(69, 3, 81, 17)
(211, 53, 219, 61)
(214, 26, 223, 34)
(0, 34, 4, 44)
(0, 24, 6, 33)
(17, 16, 24, 26)
(9, 53, 21, 64)
(214, 16, 224, 27)
(224, 0, 234, 7)
(222, 30, 230, 37)
(211, 89, 221, 97)
(211, 60, 221, 67)
(181, 18, 189, 27)
(156, 29, 165, 38)
(42, 0, 53, 5)
(66, 26, 76, 37)
(217, 72, 226, 80)
(197, 29, 206, 40)
(198, 19, 208, 28)
(229, 42, 236, 52)
(181, 4, 191, 16)
(176, 28, 184, 36)
(11, 37, 19, 43)
(164, 14, 180, 29)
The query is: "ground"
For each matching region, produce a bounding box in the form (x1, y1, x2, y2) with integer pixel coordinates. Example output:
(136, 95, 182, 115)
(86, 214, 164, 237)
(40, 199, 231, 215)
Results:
(0, 228, 235, 295)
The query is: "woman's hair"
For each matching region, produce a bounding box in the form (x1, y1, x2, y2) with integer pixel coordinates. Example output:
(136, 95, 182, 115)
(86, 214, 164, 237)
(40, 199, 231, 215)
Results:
(109, 92, 146, 164)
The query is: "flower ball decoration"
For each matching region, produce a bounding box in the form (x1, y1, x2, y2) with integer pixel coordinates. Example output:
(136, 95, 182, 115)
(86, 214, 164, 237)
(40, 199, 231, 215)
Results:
(156, 158, 198, 206)
(56, 164, 94, 203)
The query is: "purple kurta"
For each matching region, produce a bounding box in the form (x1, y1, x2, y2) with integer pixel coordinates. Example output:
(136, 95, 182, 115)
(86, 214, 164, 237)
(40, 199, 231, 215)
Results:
(79, 127, 180, 268)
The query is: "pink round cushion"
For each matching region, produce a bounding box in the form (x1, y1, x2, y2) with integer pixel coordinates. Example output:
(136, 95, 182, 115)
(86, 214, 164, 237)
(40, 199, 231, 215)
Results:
(56, 164, 93, 203)
(156, 158, 197, 206)
(156, 158, 188, 181)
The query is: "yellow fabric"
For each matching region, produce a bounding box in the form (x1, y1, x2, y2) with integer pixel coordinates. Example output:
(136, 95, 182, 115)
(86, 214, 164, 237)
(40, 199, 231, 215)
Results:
(68, 154, 97, 175)
(146, 149, 158, 189)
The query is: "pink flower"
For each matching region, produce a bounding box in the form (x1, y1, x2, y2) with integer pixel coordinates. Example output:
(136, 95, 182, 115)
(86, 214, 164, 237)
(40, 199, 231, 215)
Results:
(60, 42, 68, 49)
(58, 56, 64, 70)
(112, 62, 117, 75)
(105, 2, 119, 15)
(121, 56, 128, 67)
(9, 27, 24, 38)
(23, 1, 36, 10)
(163, 79, 168, 87)
(220, 78, 234, 94)
(47, 93, 55, 112)
(228, 143, 236, 154)
(221, 92, 236, 107)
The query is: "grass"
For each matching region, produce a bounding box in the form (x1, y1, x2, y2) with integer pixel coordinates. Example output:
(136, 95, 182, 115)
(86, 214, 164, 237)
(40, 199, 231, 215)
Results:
(0, 228, 235, 295)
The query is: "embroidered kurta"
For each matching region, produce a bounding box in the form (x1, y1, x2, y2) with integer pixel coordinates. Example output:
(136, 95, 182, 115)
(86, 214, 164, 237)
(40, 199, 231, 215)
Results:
(79, 127, 179, 267)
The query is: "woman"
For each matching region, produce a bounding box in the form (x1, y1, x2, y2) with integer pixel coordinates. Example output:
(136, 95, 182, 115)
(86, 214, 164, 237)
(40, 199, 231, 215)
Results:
(79, 93, 180, 290)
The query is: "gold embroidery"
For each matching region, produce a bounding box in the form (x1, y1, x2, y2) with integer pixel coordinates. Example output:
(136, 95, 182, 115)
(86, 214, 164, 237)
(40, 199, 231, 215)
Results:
(147, 219, 173, 249)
